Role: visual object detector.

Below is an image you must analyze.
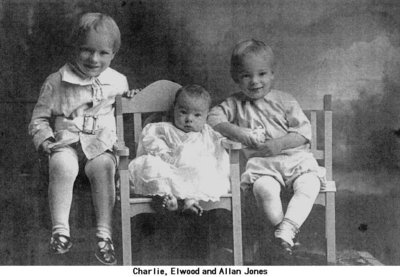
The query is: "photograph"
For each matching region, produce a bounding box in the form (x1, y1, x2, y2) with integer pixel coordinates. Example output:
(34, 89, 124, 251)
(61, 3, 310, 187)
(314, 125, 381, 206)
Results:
(1, 0, 400, 270)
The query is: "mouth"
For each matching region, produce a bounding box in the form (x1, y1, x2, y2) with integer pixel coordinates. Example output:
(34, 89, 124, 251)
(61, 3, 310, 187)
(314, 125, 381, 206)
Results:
(183, 125, 194, 131)
(84, 64, 100, 70)
(249, 87, 263, 92)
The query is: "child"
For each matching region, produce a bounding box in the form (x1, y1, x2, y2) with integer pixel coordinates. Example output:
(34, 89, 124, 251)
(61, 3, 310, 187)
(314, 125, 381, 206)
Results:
(128, 84, 230, 216)
(28, 13, 136, 265)
(207, 39, 325, 257)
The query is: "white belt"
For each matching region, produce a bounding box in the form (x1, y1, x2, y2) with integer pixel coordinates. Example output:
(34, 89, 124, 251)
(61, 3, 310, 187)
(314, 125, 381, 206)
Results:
(55, 111, 116, 134)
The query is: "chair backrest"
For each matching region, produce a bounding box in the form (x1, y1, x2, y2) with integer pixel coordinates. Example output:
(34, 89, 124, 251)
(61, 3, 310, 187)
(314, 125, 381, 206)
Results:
(302, 95, 333, 181)
(115, 80, 182, 155)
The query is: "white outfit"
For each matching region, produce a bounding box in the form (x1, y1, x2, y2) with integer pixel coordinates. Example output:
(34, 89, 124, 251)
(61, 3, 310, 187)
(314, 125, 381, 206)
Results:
(207, 89, 326, 187)
(129, 122, 230, 202)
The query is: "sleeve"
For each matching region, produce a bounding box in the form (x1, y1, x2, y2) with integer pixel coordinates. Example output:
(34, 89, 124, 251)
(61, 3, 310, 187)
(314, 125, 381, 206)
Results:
(207, 97, 238, 127)
(28, 80, 56, 150)
(118, 75, 129, 95)
(136, 123, 172, 157)
(283, 94, 312, 142)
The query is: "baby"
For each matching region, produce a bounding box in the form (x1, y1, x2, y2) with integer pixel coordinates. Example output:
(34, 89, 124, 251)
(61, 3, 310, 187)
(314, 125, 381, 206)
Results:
(129, 84, 230, 215)
(208, 39, 325, 257)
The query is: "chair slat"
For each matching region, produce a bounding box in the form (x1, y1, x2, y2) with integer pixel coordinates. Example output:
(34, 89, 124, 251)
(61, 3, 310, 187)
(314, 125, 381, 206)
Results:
(310, 111, 317, 152)
(324, 110, 333, 180)
(133, 113, 142, 147)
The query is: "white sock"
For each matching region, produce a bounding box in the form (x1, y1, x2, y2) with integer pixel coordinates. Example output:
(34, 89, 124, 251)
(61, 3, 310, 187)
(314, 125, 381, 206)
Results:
(274, 218, 299, 247)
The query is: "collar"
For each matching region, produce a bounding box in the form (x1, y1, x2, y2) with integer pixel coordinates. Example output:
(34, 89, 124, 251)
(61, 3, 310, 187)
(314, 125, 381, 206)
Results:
(238, 90, 273, 103)
(61, 63, 115, 86)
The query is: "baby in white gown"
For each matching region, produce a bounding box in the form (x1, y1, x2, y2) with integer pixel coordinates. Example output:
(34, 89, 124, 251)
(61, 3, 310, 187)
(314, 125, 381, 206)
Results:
(128, 84, 230, 215)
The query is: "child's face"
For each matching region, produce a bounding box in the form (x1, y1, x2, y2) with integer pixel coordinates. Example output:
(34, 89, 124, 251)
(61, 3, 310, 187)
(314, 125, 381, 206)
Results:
(236, 53, 274, 100)
(173, 94, 209, 133)
(73, 29, 115, 77)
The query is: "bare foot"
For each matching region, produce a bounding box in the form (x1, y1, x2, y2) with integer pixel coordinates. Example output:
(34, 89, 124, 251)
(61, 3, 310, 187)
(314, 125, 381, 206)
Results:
(162, 194, 178, 211)
(152, 194, 178, 213)
(183, 199, 203, 216)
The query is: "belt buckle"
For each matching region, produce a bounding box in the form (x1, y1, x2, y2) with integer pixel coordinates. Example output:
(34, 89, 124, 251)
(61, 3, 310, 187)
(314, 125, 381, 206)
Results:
(83, 115, 98, 134)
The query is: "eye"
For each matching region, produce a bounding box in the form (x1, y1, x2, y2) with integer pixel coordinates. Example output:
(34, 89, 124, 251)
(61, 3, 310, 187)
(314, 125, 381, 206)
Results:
(260, 71, 267, 76)
(240, 74, 250, 79)
(195, 113, 202, 117)
(179, 109, 187, 115)
(100, 50, 111, 56)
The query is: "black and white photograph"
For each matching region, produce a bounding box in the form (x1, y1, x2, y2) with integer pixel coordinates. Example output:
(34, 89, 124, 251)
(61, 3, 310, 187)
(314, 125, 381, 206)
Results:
(1, 0, 400, 270)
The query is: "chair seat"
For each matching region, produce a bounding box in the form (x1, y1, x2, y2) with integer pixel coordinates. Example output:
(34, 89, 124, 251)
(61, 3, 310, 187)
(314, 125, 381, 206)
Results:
(128, 194, 234, 217)
(320, 181, 336, 192)
(315, 181, 336, 206)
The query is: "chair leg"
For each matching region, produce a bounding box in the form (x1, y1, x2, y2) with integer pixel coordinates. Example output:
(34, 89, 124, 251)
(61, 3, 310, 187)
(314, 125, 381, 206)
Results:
(119, 166, 132, 265)
(325, 191, 336, 265)
(121, 207, 132, 265)
(230, 149, 243, 265)
(232, 204, 243, 265)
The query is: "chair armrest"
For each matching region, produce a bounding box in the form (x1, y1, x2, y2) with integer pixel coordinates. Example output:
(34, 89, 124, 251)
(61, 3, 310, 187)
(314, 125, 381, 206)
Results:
(221, 138, 243, 150)
(114, 144, 130, 157)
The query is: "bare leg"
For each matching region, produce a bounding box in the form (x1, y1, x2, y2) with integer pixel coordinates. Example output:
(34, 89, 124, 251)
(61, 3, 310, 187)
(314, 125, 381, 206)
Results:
(252, 176, 283, 226)
(275, 173, 320, 248)
(85, 152, 116, 240)
(49, 147, 79, 237)
(285, 173, 320, 227)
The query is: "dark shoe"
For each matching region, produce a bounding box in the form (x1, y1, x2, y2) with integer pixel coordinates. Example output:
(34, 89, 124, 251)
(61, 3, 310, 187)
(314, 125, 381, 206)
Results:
(95, 237, 117, 265)
(274, 237, 293, 256)
(49, 234, 72, 254)
(293, 236, 301, 250)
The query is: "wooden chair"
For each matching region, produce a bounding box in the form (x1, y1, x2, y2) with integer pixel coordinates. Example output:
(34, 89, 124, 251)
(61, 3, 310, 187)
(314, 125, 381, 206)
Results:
(115, 80, 243, 265)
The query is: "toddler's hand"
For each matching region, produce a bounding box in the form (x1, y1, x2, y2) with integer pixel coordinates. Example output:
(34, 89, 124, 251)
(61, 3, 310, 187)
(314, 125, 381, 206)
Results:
(235, 128, 259, 148)
(255, 139, 282, 157)
(40, 139, 54, 155)
(123, 88, 141, 98)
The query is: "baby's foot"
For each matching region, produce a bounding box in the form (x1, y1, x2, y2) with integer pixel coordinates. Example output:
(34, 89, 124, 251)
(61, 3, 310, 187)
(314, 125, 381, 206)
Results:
(152, 194, 178, 213)
(162, 194, 178, 211)
(182, 199, 203, 216)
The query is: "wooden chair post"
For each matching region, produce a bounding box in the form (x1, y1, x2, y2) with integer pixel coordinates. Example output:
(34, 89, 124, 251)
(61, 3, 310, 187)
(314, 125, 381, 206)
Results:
(116, 96, 132, 265)
(228, 145, 243, 265)
(323, 95, 336, 265)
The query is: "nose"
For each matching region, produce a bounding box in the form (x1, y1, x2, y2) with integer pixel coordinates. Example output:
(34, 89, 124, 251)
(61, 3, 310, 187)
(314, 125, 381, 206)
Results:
(250, 75, 259, 85)
(89, 52, 100, 63)
(185, 114, 193, 123)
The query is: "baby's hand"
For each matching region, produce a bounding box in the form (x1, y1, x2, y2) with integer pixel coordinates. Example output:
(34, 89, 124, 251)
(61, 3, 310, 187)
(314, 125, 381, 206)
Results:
(123, 88, 141, 98)
(159, 152, 175, 164)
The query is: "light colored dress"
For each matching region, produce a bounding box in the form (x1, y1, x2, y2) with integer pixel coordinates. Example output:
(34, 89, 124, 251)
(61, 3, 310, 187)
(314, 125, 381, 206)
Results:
(207, 89, 326, 187)
(128, 122, 230, 202)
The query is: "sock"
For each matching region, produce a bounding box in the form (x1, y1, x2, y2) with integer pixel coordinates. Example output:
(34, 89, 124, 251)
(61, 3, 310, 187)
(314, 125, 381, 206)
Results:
(274, 218, 299, 247)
